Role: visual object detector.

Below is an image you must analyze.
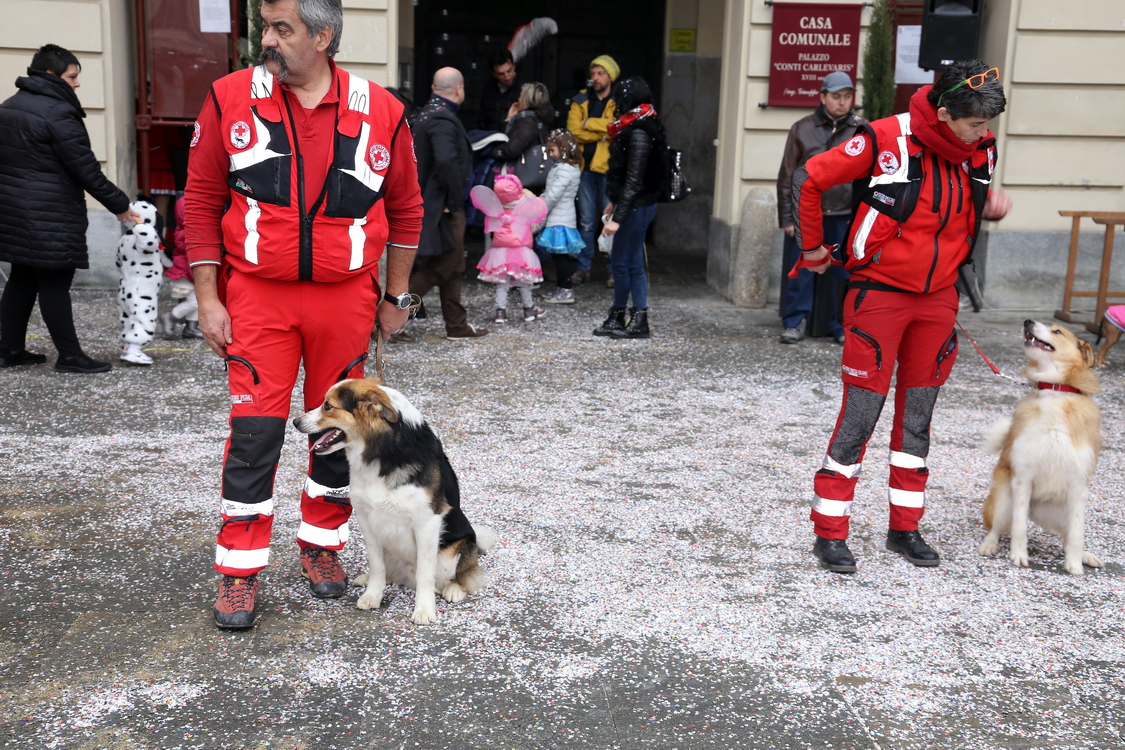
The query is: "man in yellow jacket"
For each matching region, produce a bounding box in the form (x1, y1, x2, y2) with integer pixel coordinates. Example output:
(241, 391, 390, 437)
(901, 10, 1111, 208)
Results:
(566, 54, 618, 284)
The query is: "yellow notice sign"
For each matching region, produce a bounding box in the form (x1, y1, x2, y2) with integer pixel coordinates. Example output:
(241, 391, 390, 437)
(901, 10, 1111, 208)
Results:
(670, 28, 697, 52)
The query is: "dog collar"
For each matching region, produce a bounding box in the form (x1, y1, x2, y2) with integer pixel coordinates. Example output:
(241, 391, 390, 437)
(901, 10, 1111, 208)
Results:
(1036, 382, 1082, 394)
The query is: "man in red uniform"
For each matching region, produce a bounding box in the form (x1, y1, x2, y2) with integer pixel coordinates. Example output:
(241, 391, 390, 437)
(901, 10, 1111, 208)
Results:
(793, 60, 1011, 573)
(185, 0, 423, 627)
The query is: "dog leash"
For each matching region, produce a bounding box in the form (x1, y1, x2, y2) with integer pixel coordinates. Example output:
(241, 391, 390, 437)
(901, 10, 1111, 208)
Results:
(370, 293, 424, 381)
(955, 319, 1029, 387)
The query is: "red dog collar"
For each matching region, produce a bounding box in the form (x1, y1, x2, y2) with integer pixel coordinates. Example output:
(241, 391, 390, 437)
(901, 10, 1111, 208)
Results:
(1037, 382, 1082, 394)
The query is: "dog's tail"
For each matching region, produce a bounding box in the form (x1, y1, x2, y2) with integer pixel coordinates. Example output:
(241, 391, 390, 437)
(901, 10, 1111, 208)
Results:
(980, 417, 1012, 455)
(474, 525, 497, 553)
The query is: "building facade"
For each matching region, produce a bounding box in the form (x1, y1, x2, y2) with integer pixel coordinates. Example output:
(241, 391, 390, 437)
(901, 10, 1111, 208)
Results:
(3, 0, 1122, 308)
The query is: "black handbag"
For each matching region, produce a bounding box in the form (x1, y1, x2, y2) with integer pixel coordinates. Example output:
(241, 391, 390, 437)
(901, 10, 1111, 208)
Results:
(500, 122, 550, 192)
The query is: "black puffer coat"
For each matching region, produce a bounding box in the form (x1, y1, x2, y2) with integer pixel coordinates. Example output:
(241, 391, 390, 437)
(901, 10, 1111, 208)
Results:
(0, 70, 130, 269)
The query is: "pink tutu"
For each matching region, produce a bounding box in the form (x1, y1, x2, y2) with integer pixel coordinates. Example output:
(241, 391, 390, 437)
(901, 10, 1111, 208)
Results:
(477, 244, 543, 285)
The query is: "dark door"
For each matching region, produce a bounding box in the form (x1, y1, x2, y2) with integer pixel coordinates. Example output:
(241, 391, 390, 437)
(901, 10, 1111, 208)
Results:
(413, 0, 666, 131)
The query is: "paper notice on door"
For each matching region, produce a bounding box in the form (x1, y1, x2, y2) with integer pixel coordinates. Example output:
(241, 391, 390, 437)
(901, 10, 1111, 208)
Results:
(895, 26, 933, 85)
(200, 0, 230, 33)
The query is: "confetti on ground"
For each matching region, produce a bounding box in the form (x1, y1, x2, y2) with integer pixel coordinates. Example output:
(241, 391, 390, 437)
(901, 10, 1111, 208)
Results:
(0, 254, 1122, 749)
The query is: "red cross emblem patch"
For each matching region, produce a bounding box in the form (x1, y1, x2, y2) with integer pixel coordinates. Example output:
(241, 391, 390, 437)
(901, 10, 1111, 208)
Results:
(369, 143, 391, 171)
(877, 150, 899, 174)
(230, 120, 252, 149)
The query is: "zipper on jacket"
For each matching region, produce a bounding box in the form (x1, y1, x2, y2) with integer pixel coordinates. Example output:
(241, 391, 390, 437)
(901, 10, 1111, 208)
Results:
(924, 160, 955, 293)
(849, 327, 882, 370)
(281, 90, 336, 281)
(281, 94, 313, 280)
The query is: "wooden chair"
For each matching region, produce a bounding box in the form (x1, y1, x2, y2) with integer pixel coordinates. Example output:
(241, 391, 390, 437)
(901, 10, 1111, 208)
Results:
(1054, 210, 1125, 333)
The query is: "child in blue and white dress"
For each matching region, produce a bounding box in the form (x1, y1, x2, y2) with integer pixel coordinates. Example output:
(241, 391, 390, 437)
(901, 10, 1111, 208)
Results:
(536, 130, 584, 304)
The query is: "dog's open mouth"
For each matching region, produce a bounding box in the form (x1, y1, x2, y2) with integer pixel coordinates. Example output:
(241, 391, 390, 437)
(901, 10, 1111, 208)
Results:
(1024, 330, 1055, 351)
(310, 428, 344, 454)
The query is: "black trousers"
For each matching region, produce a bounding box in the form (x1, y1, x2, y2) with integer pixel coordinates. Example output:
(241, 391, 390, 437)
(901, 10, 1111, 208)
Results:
(0, 264, 83, 358)
(409, 210, 470, 335)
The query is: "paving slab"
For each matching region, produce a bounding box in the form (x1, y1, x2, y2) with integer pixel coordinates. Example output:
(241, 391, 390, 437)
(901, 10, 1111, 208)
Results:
(0, 250, 1123, 749)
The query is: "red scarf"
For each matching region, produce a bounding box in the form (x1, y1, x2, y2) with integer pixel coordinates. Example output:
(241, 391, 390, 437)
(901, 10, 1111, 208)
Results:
(607, 103, 656, 141)
(908, 86, 979, 164)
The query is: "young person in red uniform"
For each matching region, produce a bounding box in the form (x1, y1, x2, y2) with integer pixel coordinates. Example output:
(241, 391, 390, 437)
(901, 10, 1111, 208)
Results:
(792, 60, 1012, 573)
(185, 0, 423, 627)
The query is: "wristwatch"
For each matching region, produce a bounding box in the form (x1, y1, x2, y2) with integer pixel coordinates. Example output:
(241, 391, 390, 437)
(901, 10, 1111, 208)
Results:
(383, 291, 411, 310)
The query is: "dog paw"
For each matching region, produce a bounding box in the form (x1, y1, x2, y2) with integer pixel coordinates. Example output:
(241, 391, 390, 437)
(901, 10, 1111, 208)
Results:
(1064, 560, 1085, 576)
(1009, 551, 1030, 568)
(978, 539, 1000, 556)
(1082, 552, 1104, 568)
(352, 573, 368, 587)
(441, 582, 465, 603)
(411, 605, 438, 625)
(356, 587, 385, 610)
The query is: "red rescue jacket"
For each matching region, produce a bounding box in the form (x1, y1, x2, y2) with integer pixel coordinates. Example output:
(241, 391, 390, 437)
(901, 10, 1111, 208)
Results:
(794, 111, 996, 294)
(187, 64, 422, 283)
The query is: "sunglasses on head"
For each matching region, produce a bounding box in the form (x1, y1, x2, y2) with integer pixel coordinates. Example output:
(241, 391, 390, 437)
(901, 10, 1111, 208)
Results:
(937, 67, 999, 109)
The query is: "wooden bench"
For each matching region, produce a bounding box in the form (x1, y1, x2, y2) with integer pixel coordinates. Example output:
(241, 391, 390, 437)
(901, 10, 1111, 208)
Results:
(1054, 210, 1125, 333)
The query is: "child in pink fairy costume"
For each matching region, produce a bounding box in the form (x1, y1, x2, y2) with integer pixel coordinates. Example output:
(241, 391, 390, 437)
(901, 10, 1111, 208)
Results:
(472, 174, 548, 323)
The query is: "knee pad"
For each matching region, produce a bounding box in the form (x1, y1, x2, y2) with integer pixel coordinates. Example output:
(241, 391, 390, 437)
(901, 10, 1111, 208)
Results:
(223, 416, 288, 501)
(900, 386, 941, 456)
(828, 386, 887, 466)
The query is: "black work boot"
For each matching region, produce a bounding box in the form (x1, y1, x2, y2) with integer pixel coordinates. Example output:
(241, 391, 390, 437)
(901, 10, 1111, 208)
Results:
(813, 535, 857, 573)
(610, 308, 650, 339)
(593, 306, 628, 337)
(885, 529, 940, 567)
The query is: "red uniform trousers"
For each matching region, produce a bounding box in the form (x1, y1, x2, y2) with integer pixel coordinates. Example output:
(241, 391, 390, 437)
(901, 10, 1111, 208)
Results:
(811, 284, 960, 539)
(214, 268, 378, 576)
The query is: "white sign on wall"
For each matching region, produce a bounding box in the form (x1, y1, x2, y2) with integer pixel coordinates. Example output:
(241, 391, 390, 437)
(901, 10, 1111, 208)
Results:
(895, 26, 933, 85)
(200, 0, 230, 33)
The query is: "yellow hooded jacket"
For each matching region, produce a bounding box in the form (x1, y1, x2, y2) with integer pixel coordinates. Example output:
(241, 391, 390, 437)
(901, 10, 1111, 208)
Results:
(567, 90, 615, 175)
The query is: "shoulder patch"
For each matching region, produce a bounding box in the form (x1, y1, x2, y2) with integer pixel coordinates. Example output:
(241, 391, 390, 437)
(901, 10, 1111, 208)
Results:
(190, 121, 201, 148)
(877, 150, 899, 174)
(572, 92, 589, 105)
(369, 143, 391, 171)
(844, 136, 866, 157)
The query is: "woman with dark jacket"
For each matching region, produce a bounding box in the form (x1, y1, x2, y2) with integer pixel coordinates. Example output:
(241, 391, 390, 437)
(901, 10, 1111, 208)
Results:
(593, 76, 665, 340)
(489, 82, 555, 161)
(0, 44, 138, 373)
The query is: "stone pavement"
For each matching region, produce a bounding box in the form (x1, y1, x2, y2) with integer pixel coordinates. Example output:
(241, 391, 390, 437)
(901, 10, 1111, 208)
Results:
(0, 251, 1122, 749)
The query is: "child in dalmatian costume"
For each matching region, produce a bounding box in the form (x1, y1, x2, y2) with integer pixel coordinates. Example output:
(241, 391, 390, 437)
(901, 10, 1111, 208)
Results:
(116, 200, 170, 365)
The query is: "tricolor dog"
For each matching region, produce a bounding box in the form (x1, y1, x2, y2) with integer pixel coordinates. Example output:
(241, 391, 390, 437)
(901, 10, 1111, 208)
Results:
(978, 320, 1103, 575)
(294, 378, 494, 624)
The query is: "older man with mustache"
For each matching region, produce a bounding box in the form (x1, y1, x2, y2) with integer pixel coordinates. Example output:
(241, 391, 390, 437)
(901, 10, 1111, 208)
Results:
(184, 0, 423, 628)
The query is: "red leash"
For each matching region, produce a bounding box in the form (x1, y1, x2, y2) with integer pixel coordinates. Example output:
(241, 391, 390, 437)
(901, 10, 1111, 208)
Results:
(955, 319, 1029, 386)
(787, 244, 845, 279)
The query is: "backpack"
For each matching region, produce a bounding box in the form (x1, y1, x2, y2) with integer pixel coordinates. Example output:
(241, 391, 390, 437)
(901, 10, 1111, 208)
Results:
(660, 145, 691, 203)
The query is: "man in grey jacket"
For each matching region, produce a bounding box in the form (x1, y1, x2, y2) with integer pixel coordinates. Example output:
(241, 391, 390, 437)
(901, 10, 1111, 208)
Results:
(776, 71, 864, 345)
(402, 67, 488, 341)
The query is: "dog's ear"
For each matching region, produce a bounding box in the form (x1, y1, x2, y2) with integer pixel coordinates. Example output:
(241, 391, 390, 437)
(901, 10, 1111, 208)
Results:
(1079, 339, 1096, 368)
(354, 390, 399, 424)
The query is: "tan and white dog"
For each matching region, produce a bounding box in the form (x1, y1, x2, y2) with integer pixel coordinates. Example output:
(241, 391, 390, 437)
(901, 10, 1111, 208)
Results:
(978, 320, 1102, 575)
(294, 378, 494, 624)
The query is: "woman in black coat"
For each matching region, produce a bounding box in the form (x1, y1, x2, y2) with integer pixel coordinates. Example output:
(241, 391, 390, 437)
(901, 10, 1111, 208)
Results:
(593, 76, 665, 340)
(489, 82, 555, 162)
(0, 44, 138, 373)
